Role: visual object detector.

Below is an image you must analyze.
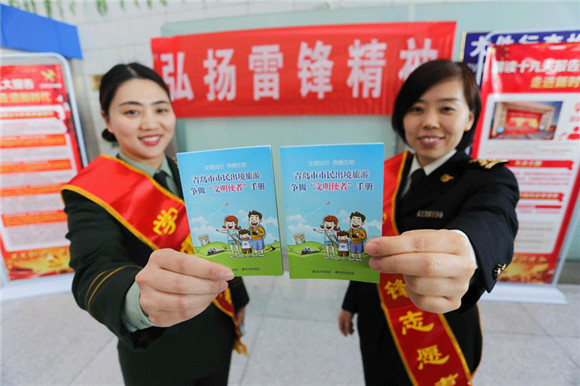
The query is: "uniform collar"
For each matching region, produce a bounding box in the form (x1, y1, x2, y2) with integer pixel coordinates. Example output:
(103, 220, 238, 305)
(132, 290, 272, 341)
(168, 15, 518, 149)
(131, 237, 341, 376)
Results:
(410, 150, 457, 177)
(118, 151, 173, 179)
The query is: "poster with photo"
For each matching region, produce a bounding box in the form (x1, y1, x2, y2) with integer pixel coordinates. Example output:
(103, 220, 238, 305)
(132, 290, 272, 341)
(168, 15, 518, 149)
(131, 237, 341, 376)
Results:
(473, 42, 580, 284)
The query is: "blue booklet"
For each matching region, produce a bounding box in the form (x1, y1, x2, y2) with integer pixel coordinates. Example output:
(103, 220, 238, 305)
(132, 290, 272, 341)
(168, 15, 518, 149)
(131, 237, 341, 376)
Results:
(176, 146, 283, 276)
(280, 144, 384, 283)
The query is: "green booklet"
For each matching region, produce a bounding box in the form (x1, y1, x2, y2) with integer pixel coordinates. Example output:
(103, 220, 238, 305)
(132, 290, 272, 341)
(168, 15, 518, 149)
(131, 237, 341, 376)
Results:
(176, 146, 283, 276)
(280, 144, 384, 283)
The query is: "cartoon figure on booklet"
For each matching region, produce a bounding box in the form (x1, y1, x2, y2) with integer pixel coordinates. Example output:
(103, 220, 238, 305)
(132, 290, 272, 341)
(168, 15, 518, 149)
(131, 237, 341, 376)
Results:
(347, 212, 367, 261)
(336, 231, 350, 260)
(248, 210, 266, 257)
(312, 215, 340, 260)
(216, 215, 242, 257)
(238, 229, 253, 257)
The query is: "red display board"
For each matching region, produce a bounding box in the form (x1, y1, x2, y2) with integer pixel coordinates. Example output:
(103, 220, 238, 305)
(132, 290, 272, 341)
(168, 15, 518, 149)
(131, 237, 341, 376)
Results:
(151, 22, 456, 118)
(0, 56, 85, 283)
(473, 42, 580, 285)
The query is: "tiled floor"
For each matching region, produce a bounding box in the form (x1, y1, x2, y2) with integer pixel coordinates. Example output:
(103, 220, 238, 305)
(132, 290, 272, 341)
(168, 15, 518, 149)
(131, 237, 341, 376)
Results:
(2, 273, 579, 385)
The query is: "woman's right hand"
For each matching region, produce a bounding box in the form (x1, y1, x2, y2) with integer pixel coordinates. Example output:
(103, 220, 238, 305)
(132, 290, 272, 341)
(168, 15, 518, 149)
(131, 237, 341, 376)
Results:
(135, 248, 234, 327)
(338, 309, 354, 336)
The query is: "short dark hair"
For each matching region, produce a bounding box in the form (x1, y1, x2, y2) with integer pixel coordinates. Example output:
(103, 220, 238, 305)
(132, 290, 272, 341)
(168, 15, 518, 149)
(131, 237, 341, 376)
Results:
(391, 59, 481, 152)
(99, 62, 170, 142)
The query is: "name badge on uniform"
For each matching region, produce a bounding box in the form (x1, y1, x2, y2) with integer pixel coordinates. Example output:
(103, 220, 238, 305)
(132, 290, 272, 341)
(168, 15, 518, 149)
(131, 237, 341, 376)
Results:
(416, 210, 444, 219)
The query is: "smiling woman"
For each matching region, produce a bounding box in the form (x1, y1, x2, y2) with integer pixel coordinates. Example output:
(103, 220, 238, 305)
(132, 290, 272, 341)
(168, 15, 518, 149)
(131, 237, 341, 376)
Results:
(338, 59, 519, 385)
(102, 78, 175, 169)
(60, 62, 249, 385)
(402, 78, 474, 166)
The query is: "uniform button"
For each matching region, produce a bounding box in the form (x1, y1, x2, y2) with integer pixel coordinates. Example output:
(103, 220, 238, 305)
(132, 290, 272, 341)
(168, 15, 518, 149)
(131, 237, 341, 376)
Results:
(493, 264, 507, 280)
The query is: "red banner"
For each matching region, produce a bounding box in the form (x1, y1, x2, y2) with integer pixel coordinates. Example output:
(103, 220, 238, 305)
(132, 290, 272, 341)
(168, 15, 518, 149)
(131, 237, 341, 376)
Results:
(151, 22, 456, 118)
(480, 43, 580, 97)
(472, 42, 580, 284)
(0, 64, 70, 108)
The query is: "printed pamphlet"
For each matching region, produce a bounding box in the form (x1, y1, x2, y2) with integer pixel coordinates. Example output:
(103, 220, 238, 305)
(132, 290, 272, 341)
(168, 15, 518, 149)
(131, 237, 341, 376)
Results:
(176, 146, 283, 276)
(280, 143, 384, 283)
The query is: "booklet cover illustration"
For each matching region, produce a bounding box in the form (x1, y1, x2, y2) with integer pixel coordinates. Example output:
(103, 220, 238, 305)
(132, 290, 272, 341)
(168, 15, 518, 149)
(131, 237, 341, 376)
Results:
(280, 144, 384, 283)
(176, 146, 283, 276)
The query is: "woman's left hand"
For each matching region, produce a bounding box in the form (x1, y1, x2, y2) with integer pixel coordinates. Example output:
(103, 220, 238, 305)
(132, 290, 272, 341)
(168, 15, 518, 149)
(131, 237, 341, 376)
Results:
(235, 306, 246, 329)
(366, 229, 476, 314)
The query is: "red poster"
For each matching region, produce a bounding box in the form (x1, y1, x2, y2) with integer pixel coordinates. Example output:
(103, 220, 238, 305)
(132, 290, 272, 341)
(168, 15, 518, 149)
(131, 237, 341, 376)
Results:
(0, 63, 84, 281)
(472, 42, 580, 284)
(151, 22, 456, 118)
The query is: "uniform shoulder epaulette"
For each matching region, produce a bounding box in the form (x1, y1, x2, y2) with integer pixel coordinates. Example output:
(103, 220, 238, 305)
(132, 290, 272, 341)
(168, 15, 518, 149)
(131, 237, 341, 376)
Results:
(468, 158, 509, 170)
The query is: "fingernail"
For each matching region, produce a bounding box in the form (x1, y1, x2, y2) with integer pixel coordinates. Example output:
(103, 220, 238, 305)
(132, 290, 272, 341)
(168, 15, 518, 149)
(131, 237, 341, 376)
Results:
(220, 281, 229, 292)
(365, 242, 378, 255)
(221, 271, 235, 281)
(369, 258, 380, 270)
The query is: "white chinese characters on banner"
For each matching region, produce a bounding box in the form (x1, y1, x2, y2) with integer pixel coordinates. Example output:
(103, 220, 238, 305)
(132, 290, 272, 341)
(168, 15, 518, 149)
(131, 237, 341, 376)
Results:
(0, 78, 35, 90)
(470, 33, 580, 59)
(346, 38, 387, 98)
(493, 58, 580, 75)
(152, 22, 457, 117)
(398, 38, 438, 80)
(298, 41, 333, 99)
(461, 29, 580, 82)
(157, 38, 442, 104)
(204, 48, 236, 102)
(160, 52, 193, 101)
(249, 44, 284, 101)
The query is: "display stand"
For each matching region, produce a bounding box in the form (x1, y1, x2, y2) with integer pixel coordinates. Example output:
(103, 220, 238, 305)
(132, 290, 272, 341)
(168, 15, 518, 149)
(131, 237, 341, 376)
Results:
(481, 283, 567, 304)
(0, 53, 87, 300)
(473, 37, 580, 304)
(483, 192, 579, 305)
(0, 274, 74, 301)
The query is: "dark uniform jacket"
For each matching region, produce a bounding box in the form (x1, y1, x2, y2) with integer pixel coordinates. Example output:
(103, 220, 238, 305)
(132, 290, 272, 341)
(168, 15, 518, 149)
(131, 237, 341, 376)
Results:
(342, 150, 519, 385)
(62, 156, 249, 385)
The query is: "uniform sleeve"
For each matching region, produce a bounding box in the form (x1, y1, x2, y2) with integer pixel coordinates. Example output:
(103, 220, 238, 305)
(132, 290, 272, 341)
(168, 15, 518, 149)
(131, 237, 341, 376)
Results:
(122, 282, 157, 331)
(341, 281, 362, 314)
(62, 190, 160, 349)
(446, 166, 519, 310)
(229, 277, 250, 310)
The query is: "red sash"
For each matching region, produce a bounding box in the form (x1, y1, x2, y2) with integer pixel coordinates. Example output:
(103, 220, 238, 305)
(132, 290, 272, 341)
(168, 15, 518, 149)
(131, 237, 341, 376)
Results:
(62, 155, 246, 354)
(378, 151, 472, 385)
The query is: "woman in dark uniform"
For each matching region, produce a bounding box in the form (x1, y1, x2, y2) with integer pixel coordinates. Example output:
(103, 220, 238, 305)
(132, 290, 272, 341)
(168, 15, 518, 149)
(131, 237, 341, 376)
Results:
(62, 63, 249, 385)
(338, 59, 519, 385)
